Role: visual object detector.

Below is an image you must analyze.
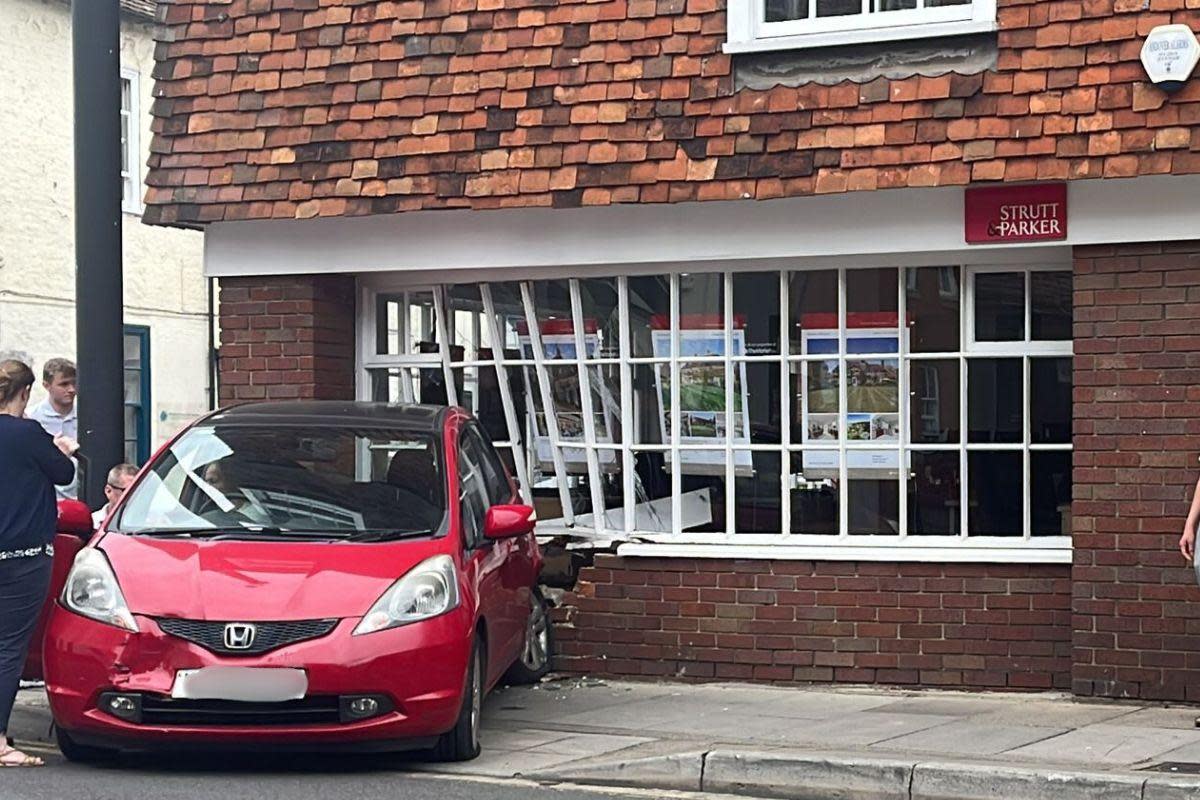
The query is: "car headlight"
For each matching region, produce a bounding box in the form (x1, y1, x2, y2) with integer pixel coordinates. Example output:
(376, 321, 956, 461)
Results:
(353, 555, 460, 636)
(62, 548, 138, 632)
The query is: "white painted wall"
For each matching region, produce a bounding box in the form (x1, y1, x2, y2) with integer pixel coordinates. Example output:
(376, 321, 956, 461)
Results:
(0, 0, 211, 455)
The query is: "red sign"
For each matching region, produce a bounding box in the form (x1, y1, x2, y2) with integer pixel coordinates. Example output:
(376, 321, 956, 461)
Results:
(965, 183, 1067, 245)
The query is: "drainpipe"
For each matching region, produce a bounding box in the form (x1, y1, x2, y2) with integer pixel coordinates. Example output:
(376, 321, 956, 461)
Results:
(72, 0, 124, 506)
(208, 277, 217, 410)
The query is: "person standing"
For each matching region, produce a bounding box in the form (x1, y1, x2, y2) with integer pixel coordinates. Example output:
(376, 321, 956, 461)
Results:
(28, 358, 79, 500)
(92, 463, 138, 529)
(0, 360, 77, 767)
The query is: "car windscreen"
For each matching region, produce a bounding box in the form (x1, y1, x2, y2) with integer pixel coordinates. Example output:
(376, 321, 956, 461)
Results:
(113, 424, 446, 540)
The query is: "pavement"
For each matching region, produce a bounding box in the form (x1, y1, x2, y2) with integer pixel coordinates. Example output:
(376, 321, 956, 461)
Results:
(13, 679, 1200, 799)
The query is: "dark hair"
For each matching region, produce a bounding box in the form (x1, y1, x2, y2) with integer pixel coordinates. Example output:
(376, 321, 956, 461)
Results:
(43, 358, 77, 383)
(0, 360, 36, 405)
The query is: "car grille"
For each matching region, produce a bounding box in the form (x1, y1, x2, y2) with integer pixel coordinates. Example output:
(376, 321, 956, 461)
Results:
(139, 696, 342, 726)
(154, 618, 339, 656)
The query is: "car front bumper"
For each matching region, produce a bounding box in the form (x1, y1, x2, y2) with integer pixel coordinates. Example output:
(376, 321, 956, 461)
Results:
(44, 605, 473, 751)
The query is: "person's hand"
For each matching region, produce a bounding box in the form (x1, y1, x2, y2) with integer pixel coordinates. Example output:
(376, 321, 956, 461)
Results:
(53, 434, 79, 457)
(1182, 523, 1196, 563)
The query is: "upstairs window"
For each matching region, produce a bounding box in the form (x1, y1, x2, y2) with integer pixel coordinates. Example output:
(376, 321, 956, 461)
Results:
(726, 0, 997, 53)
(120, 69, 142, 214)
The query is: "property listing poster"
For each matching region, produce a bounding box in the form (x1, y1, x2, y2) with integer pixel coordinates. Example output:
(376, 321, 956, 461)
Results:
(800, 327, 901, 476)
(650, 328, 754, 476)
(517, 324, 618, 471)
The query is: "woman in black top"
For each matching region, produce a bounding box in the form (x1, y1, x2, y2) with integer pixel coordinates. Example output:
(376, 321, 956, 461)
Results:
(0, 360, 76, 768)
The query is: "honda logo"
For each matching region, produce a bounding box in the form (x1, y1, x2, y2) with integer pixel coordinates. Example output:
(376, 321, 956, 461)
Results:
(223, 623, 256, 650)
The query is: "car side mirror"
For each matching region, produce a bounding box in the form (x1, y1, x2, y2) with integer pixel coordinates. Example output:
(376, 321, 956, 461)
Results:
(483, 504, 536, 540)
(57, 499, 94, 540)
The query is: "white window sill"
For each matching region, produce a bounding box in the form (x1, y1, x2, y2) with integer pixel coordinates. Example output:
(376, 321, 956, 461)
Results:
(616, 540, 1072, 564)
(724, 19, 997, 55)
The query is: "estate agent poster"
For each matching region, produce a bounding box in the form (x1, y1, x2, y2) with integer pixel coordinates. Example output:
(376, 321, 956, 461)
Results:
(517, 320, 618, 471)
(800, 325, 900, 476)
(650, 326, 753, 476)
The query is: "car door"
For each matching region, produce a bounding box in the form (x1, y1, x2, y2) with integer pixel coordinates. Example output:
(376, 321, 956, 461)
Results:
(23, 501, 92, 681)
(457, 425, 523, 684)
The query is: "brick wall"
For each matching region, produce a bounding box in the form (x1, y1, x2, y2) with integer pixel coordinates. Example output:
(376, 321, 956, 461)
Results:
(556, 556, 1073, 690)
(1072, 241, 1200, 702)
(217, 274, 356, 403)
(145, 0, 1200, 225)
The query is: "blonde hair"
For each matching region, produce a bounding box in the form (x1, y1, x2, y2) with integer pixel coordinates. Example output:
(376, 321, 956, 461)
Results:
(0, 360, 35, 405)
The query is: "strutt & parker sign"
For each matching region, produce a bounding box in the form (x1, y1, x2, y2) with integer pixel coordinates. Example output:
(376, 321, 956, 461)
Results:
(964, 183, 1068, 245)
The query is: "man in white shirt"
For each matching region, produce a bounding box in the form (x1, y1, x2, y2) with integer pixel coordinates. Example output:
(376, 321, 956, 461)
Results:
(28, 358, 79, 499)
(92, 464, 137, 529)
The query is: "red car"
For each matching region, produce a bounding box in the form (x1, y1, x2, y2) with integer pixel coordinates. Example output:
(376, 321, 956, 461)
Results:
(36, 402, 550, 762)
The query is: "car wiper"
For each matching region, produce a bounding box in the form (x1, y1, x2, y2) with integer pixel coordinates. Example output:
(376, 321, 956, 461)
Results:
(123, 527, 348, 541)
(346, 528, 432, 543)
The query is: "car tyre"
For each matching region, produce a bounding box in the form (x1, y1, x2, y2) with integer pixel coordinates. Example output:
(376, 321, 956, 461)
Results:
(434, 638, 483, 762)
(504, 590, 553, 685)
(55, 727, 116, 764)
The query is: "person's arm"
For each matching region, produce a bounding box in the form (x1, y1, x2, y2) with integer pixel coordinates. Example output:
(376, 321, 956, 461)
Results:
(25, 421, 76, 487)
(1182, 474, 1200, 562)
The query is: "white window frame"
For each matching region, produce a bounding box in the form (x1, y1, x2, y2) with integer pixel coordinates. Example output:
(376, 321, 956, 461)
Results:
(120, 68, 142, 215)
(358, 260, 1072, 564)
(725, 0, 997, 54)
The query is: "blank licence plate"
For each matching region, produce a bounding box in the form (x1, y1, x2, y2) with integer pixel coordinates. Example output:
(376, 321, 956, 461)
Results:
(171, 667, 308, 702)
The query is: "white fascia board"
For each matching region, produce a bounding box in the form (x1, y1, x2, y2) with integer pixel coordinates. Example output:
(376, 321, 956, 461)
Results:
(204, 174, 1200, 280)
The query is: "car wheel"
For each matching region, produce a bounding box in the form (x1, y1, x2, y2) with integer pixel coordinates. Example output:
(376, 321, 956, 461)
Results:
(504, 589, 553, 685)
(434, 638, 483, 762)
(55, 727, 116, 764)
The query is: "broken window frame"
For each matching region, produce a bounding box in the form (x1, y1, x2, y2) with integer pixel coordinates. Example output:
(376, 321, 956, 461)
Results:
(358, 262, 1071, 563)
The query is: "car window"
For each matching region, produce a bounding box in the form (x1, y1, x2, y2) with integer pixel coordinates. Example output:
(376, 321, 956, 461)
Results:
(467, 424, 513, 505)
(114, 425, 446, 540)
(458, 432, 491, 548)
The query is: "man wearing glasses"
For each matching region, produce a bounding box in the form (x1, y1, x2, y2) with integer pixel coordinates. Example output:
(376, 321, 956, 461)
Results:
(92, 464, 138, 529)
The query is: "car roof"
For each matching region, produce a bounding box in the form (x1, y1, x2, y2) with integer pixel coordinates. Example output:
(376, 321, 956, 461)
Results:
(205, 401, 452, 433)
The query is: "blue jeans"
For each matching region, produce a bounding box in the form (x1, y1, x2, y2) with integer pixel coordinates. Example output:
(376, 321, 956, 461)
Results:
(0, 554, 52, 732)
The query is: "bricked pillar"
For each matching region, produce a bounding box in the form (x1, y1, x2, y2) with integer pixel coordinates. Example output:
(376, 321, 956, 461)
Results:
(1072, 242, 1200, 701)
(217, 274, 356, 403)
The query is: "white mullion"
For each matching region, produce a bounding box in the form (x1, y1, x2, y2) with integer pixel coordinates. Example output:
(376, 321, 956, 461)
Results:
(898, 267, 909, 540)
(1023, 354, 1031, 541)
(520, 281, 576, 527)
(779, 270, 792, 539)
(480, 284, 533, 505)
(724, 273, 736, 538)
(838, 268, 849, 540)
(618, 276, 636, 537)
(670, 274, 682, 537)
(569, 279, 609, 537)
(432, 286, 460, 407)
(960, 275, 970, 541)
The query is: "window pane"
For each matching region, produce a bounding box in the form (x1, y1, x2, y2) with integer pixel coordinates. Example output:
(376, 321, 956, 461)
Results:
(124, 370, 141, 404)
(908, 452, 961, 535)
(792, 359, 839, 446)
(910, 360, 959, 444)
(816, 0, 861, 16)
(847, 267, 898, 316)
(1031, 272, 1072, 341)
(679, 273, 723, 330)
(374, 293, 402, 356)
(1031, 357, 1071, 444)
(925, 0, 970, 5)
(744, 361, 781, 445)
(734, 451, 781, 533)
(1031, 452, 1071, 537)
(683, 451, 727, 533)
(876, 0, 917, 8)
(631, 450, 672, 533)
(907, 266, 959, 352)
(849, 476, 899, 535)
(790, 452, 838, 534)
(669, 362, 733, 441)
(968, 358, 1022, 444)
(788, 269, 837, 354)
(974, 273, 1025, 342)
(124, 333, 141, 365)
(579, 277, 620, 359)
(734, 271, 780, 356)
(765, 0, 807, 22)
(369, 367, 417, 403)
(629, 275, 670, 358)
(968, 452, 1022, 536)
